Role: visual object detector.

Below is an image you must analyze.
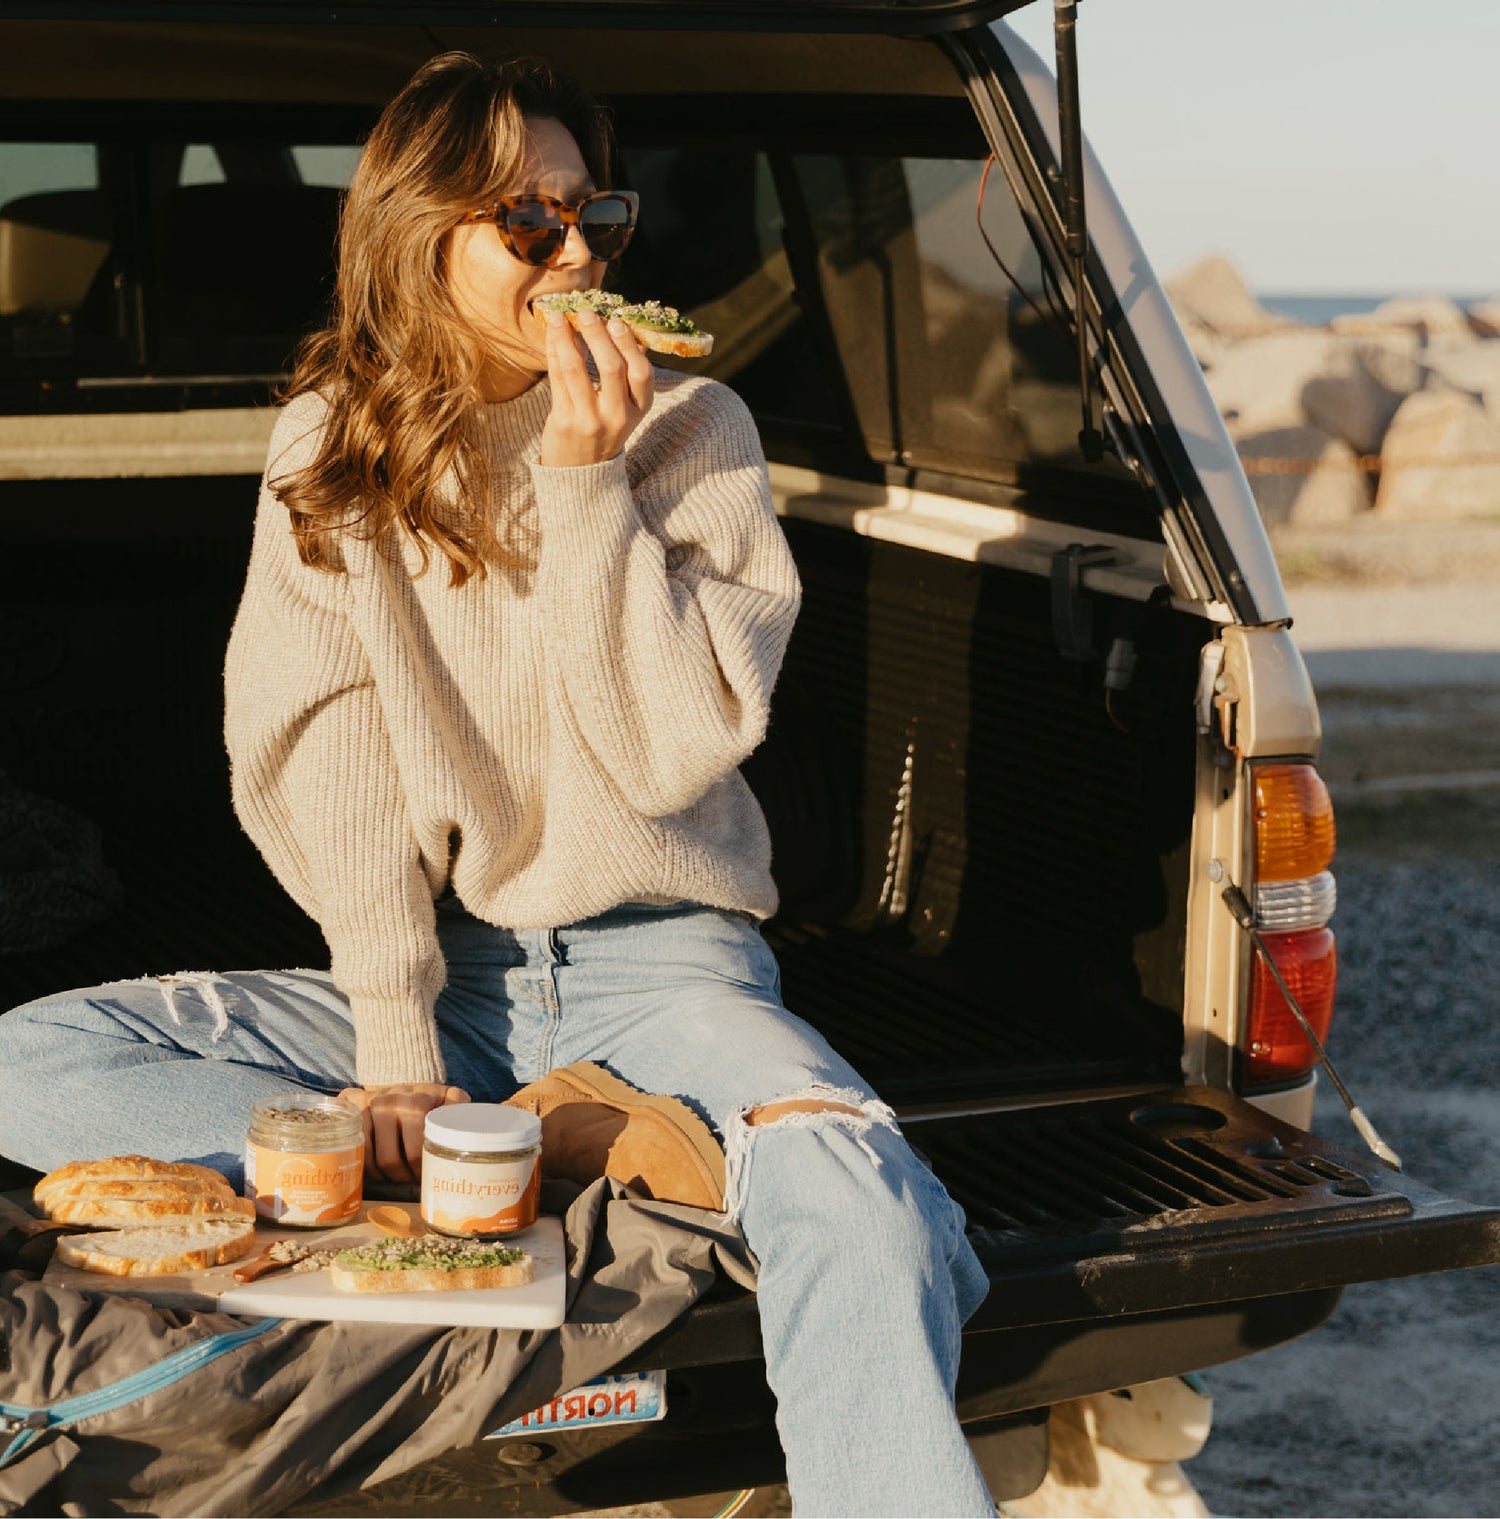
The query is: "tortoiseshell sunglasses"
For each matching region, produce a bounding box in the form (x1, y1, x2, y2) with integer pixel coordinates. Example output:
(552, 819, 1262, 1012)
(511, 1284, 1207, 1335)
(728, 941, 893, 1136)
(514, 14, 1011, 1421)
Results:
(459, 190, 640, 266)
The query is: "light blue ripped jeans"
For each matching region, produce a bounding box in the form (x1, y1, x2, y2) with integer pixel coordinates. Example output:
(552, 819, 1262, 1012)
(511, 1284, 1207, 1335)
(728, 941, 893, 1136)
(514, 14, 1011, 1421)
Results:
(0, 900, 994, 1517)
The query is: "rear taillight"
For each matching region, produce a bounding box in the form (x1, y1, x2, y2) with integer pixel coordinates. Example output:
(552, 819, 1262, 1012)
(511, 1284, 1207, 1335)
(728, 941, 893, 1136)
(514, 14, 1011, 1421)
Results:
(1246, 927, 1338, 1084)
(1243, 763, 1338, 1088)
(1253, 763, 1336, 881)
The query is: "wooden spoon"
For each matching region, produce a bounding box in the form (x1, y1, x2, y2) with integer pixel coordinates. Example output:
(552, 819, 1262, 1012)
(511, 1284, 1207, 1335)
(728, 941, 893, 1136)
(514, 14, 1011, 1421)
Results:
(366, 1204, 423, 1238)
(232, 1242, 297, 1284)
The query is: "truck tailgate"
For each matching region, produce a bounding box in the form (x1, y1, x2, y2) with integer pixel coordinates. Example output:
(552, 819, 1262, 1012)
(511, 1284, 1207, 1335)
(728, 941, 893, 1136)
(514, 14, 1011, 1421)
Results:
(916, 1085, 1500, 1326)
(623, 1083, 1500, 1372)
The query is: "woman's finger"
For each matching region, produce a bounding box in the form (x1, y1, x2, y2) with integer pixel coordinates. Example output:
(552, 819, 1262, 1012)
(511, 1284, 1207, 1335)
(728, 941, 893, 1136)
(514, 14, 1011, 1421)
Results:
(546, 311, 597, 417)
(610, 318, 656, 413)
(399, 1101, 430, 1176)
(370, 1102, 417, 1183)
(575, 310, 628, 411)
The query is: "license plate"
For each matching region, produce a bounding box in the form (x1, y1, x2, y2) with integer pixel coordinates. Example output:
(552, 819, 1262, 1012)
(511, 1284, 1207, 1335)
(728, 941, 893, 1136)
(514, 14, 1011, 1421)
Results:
(487, 1370, 667, 1438)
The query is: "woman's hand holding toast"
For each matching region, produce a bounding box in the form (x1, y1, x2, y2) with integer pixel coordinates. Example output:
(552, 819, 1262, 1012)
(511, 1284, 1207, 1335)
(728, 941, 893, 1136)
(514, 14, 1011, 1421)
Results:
(539, 307, 655, 468)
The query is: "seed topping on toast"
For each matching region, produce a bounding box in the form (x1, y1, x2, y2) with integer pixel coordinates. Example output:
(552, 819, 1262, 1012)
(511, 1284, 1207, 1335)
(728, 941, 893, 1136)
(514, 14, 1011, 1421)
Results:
(334, 1236, 528, 1272)
(531, 289, 701, 336)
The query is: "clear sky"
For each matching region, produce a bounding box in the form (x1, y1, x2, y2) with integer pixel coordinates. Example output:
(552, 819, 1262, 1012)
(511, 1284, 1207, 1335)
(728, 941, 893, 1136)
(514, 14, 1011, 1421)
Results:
(1003, 0, 1500, 297)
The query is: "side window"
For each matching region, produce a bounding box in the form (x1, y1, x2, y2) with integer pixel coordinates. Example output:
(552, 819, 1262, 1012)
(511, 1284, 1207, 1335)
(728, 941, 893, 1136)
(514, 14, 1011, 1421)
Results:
(614, 126, 1134, 495)
(147, 141, 356, 376)
(0, 142, 121, 369)
(793, 153, 1133, 487)
(612, 145, 860, 466)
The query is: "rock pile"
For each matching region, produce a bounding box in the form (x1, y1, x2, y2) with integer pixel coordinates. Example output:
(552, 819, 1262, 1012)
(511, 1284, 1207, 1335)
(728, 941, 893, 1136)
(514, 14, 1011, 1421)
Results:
(1165, 256, 1500, 529)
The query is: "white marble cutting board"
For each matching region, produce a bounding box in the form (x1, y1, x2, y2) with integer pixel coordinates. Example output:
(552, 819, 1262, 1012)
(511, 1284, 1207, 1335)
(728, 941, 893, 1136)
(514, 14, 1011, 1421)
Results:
(45, 1202, 568, 1330)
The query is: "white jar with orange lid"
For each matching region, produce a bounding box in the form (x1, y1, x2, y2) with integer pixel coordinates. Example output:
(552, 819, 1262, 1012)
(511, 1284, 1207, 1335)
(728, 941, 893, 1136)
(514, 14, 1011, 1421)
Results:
(245, 1093, 364, 1226)
(421, 1104, 541, 1238)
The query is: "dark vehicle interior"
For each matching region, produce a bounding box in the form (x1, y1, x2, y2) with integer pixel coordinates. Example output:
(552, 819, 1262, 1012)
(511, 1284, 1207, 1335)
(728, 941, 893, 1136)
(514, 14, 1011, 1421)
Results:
(0, 84, 1190, 1122)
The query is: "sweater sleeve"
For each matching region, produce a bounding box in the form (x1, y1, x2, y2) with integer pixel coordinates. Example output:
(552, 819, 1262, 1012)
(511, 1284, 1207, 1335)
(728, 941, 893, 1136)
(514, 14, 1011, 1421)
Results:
(224, 397, 447, 1087)
(529, 380, 801, 817)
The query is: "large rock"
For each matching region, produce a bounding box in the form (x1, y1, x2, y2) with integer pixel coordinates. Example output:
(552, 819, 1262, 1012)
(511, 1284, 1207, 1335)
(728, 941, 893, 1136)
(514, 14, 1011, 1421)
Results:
(1165, 255, 1289, 339)
(1207, 331, 1407, 455)
(1332, 294, 1470, 341)
(1235, 424, 1372, 528)
(1419, 340, 1500, 417)
(1468, 297, 1500, 338)
(1375, 390, 1500, 520)
(1352, 331, 1427, 398)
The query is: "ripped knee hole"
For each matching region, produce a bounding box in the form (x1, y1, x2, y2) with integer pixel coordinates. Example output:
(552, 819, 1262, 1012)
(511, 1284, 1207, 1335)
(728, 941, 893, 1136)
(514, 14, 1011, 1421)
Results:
(744, 1098, 864, 1127)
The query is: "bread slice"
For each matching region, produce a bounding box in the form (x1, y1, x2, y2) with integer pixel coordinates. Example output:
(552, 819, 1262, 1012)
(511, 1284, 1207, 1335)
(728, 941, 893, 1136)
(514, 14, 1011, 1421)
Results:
(45, 1188, 255, 1229)
(530, 289, 713, 358)
(330, 1236, 534, 1294)
(35, 1155, 229, 1210)
(42, 1176, 235, 1207)
(55, 1219, 257, 1276)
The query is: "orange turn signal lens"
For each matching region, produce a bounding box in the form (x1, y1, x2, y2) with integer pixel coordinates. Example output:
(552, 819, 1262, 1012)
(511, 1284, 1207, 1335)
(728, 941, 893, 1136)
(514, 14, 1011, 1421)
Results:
(1253, 763, 1336, 883)
(1244, 927, 1337, 1086)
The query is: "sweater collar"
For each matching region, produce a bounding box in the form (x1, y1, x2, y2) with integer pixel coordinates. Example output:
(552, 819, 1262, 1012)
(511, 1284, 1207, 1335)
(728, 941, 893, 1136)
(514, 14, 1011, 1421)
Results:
(475, 378, 552, 461)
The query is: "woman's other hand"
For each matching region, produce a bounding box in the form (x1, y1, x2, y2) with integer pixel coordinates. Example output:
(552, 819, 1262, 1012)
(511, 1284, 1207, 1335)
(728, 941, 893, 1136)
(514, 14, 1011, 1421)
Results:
(539, 308, 655, 468)
(338, 1082, 470, 1184)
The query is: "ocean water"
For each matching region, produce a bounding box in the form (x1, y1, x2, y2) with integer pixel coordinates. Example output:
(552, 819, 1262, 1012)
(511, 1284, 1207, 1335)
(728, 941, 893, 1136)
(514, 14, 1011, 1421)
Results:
(1259, 293, 1490, 325)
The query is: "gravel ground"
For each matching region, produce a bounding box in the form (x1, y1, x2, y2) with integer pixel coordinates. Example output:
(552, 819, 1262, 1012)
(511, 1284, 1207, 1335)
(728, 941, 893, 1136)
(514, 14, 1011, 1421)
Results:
(1184, 752, 1500, 1515)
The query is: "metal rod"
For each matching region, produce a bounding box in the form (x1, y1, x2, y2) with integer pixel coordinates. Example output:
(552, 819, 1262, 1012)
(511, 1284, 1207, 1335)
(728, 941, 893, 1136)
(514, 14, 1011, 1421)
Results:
(1221, 884, 1402, 1170)
(1053, 0, 1104, 462)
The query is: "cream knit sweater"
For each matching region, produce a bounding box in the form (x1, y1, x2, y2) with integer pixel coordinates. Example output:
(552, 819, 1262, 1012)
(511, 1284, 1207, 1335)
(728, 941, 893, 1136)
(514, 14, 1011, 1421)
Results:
(224, 371, 801, 1086)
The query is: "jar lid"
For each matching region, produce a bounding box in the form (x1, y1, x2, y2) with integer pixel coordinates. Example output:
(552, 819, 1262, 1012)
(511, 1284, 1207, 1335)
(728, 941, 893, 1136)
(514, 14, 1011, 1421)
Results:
(424, 1103, 542, 1151)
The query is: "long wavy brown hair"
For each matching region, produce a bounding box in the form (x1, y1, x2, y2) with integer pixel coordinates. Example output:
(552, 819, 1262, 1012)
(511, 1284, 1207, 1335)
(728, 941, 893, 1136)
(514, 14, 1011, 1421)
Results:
(275, 53, 614, 585)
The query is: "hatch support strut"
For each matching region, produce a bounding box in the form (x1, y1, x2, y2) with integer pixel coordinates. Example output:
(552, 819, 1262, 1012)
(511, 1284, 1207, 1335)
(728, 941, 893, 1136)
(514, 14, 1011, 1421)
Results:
(1052, 0, 1105, 463)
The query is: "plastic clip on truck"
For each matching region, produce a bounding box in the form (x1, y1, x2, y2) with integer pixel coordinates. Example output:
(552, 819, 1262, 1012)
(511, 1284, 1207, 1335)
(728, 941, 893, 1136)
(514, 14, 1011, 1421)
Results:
(0, 2, 1497, 1514)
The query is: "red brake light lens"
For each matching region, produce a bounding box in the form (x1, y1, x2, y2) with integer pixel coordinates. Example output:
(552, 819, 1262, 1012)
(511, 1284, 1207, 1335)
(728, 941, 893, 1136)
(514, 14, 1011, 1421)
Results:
(1244, 927, 1338, 1086)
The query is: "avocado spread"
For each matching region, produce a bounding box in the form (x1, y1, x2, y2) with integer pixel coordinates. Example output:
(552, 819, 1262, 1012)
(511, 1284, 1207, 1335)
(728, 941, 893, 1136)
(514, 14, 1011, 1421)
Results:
(334, 1236, 528, 1271)
(532, 289, 699, 335)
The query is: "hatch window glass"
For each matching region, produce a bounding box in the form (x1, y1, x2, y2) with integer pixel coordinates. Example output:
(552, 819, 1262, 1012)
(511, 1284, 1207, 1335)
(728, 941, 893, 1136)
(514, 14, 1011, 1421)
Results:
(0, 142, 117, 367)
(613, 124, 1133, 493)
(793, 152, 1131, 487)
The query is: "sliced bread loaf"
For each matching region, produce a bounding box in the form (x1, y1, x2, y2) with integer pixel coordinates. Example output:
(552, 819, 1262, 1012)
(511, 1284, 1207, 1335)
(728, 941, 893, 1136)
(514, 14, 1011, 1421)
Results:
(46, 1188, 255, 1228)
(55, 1218, 257, 1276)
(35, 1154, 228, 1208)
(34, 1154, 248, 1227)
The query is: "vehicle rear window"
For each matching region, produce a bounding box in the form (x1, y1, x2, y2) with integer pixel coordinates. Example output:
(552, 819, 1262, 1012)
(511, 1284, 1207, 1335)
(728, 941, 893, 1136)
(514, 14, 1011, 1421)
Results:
(0, 141, 121, 371)
(0, 130, 359, 397)
(148, 141, 352, 377)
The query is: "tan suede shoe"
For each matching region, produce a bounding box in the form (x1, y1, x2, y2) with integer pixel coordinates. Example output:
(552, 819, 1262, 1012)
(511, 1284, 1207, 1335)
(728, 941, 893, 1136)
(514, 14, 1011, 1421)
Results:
(503, 1061, 726, 1211)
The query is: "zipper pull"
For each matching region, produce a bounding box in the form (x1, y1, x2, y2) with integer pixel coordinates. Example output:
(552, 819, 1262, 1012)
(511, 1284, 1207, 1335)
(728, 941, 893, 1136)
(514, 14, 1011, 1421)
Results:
(0, 1411, 49, 1435)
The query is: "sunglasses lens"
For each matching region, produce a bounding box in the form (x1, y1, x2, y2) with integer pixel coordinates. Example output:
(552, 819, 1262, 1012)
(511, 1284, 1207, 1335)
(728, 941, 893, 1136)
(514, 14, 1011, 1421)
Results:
(580, 199, 636, 260)
(501, 204, 566, 265)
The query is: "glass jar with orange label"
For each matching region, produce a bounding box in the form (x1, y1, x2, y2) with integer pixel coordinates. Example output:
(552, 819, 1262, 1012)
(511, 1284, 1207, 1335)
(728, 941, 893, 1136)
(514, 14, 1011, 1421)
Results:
(245, 1094, 364, 1227)
(421, 1104, 541, 1239)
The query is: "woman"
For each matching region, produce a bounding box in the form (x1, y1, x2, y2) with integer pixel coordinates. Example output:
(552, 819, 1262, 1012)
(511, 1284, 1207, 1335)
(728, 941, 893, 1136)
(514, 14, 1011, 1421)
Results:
(0, 54, 993, 1517)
